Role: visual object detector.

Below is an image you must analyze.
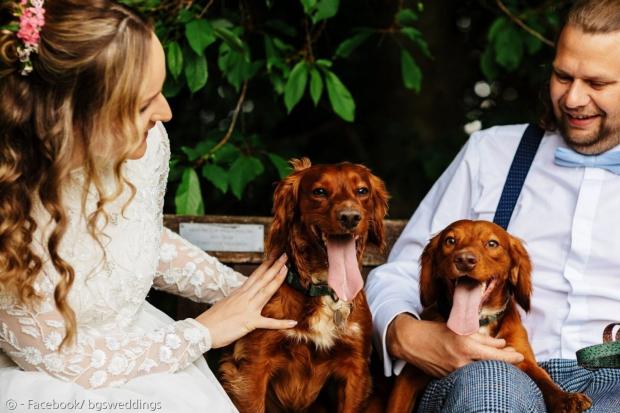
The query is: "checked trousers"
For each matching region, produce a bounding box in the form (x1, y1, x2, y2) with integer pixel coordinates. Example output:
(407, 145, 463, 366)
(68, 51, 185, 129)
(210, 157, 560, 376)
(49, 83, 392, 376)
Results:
(416, 359, 620, 413)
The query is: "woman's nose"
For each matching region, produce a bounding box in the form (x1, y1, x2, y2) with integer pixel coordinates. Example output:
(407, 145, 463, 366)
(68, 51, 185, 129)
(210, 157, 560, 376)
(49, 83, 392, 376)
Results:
(152, 94, 173, 122)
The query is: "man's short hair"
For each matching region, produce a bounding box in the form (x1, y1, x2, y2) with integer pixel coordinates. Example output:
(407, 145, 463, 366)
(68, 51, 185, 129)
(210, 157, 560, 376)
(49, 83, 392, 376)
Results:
(566, 0, 620, 33)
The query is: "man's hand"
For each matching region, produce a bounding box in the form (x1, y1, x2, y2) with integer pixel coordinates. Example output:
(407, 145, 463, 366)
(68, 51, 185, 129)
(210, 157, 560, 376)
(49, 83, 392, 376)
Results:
(387, 313, 524, 378)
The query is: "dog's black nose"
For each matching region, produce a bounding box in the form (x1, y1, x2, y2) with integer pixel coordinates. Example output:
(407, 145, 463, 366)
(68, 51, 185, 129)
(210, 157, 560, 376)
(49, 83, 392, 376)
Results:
(454, 251, 477, 272)
(338, 209, 362, 229)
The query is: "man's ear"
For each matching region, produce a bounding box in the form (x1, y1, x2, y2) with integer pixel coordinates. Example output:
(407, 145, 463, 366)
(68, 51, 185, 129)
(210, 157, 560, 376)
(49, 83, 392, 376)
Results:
(509, 235, 533, 312)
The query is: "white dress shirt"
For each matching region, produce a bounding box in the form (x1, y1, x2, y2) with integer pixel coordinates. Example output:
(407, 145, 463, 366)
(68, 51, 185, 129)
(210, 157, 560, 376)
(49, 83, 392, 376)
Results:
(366, 123, 620, 376)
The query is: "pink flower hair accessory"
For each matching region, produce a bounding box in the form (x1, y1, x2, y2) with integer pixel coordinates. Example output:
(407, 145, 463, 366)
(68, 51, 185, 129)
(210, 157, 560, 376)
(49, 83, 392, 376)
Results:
(15, 0, 45, 76)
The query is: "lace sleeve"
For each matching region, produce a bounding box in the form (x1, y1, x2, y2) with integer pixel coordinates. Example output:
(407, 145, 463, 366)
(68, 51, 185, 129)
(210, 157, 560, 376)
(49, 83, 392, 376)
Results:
(0, 289, 212, 389)
(153, 228, 246, 304)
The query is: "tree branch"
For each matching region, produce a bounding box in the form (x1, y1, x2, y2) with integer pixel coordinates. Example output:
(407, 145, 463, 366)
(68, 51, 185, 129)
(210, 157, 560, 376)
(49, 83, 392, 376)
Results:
(496, 0, 554, 48)
(208, 81, 249, 157)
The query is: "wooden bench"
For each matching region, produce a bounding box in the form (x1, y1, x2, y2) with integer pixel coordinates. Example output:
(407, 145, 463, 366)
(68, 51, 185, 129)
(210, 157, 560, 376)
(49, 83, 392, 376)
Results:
(154, 214, 408, 321)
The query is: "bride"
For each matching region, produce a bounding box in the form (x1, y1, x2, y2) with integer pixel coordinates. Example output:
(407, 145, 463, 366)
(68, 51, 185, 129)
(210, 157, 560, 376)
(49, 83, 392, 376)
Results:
(0, 1, 295, 411)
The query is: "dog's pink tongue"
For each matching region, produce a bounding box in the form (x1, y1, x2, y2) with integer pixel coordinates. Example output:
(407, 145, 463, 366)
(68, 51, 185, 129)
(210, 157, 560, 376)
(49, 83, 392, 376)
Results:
(447, 278, 483, 336)
(326, 237, 363, 302)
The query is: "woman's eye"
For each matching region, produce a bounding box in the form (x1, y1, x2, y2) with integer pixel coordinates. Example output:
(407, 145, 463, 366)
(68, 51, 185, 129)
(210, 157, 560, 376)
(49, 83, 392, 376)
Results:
(445, 237, 456, 246)
(356, 187, 369, 195)
(312, 188, 328, 196)
(487, 240, 499, 248)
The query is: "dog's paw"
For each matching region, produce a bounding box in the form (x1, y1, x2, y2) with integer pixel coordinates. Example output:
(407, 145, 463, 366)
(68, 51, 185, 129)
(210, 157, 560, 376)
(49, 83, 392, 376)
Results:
(548, 391, 592, 413)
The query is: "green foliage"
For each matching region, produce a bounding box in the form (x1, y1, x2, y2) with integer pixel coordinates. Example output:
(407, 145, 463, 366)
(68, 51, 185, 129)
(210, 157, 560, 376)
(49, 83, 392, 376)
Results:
(116, 0, 434, 214)
(175, 168, 204, 215)
(481, 4, 559, 80)
(120, 1, 559, 215)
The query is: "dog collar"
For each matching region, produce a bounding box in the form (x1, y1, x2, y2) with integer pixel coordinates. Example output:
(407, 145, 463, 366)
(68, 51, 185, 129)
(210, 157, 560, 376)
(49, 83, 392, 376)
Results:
(479, 298, 510, 327)
(285, 266, 339, 301)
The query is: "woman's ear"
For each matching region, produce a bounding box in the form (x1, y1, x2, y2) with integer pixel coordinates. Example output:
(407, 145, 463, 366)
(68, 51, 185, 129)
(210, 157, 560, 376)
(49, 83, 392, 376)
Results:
(419, 232, 441, 307)
(508, 235, 533, 312)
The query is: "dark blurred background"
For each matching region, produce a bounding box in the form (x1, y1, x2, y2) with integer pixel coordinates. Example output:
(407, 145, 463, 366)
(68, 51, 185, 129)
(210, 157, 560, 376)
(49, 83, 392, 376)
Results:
(154, 0, 564, 219)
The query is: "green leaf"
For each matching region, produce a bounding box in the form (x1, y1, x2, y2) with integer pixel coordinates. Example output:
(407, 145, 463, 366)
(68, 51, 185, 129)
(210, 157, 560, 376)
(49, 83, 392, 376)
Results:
(177, 9, 193, 24)
(202, 163, 229, 194)
(480, 46, 499, 81)
(270, 72, 286, 95)
(185, 19, 216, 55)
(267, 153, 291, 179)
(175, 168, 204, 215)
(181, 140, 216, 161)
(168, 157, 182, 182)
(184, 51, 208, 93)
(400, 49, 422, 92)
(524, 35, 542, 55)
(272, 37, 295, 52)
(213, 143, 241, 165)
(335, 31, 372, 58)
(300, 0, 317, 14)
(218, 43, 258, 90)
(163, 76, 183, 98)
(401, 27, 432, 59)
(309, 67, 323, 106)
(523, 20, 544, 55)
(487, 17, 508, 42)
(228, 156, 265, 200)
(396, 8, 419, 27)
(284, 61, 309, 113)
(316, 59, 333, 68)
(493, 24, 524, 71)
(312, 0, 340, 23)
(214, 26, 245, 54)
(211, 19, 234, 30)
(166, 41, 183, 79)
(324, 70, 355, 122)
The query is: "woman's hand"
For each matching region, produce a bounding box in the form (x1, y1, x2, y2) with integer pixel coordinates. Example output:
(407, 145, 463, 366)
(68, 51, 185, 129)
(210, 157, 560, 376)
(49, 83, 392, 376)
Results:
(387, 313, 524, 378)
(195, 253, 297, 348)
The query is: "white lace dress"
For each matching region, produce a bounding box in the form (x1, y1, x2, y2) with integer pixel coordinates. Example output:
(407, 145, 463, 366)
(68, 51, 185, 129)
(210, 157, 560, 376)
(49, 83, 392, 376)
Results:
(0, 122, 243, 412)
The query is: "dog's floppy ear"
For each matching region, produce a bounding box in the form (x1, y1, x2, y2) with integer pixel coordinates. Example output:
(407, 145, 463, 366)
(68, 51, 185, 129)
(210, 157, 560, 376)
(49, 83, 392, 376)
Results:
(266, 158, 307, 256)
(508, 235, 532, 312)
(419, 232, 442, 307)
(367, 172, 389, 252)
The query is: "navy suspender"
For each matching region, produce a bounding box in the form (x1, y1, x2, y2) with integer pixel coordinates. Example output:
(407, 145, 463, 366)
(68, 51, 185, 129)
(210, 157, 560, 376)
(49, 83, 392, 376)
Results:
(492, 124, 545, 230)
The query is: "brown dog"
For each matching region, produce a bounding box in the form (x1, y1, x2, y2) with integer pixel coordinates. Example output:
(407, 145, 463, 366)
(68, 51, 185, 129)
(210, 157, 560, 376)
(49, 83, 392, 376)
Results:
(219, 158, 389, 413)
(387, 220, 592, 413)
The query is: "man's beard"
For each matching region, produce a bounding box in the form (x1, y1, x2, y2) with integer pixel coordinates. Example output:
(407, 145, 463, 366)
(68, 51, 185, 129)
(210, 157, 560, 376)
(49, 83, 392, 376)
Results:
(558, 114, 620, 155)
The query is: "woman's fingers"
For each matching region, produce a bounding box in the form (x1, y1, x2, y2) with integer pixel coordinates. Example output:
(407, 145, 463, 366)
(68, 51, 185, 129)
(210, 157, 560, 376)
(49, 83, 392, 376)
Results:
(239, 256, 277, 291)
(246, 253, 288, 296)
(253, 265, 288, 306)
(256, 316, 297, 330)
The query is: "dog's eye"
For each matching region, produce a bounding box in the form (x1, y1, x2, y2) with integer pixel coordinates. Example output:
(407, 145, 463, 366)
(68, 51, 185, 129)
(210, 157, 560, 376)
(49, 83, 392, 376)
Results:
(445, 236, 456, 246)
(487, 240, 499, 248)
(356, 187, 369, 195)
(312, 188, 328, 197)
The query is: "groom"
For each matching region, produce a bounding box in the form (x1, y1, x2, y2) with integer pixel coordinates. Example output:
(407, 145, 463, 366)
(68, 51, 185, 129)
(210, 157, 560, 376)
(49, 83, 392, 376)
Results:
(366, 0, 620, 411)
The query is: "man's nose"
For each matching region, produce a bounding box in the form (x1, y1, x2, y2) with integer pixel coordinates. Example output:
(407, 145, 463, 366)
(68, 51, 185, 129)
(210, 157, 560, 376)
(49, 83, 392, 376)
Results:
(564, 80, 590, 109)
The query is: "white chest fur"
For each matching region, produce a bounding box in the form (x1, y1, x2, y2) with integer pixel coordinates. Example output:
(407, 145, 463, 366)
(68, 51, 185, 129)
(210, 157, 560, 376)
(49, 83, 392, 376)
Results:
(284, 296, 361, 351)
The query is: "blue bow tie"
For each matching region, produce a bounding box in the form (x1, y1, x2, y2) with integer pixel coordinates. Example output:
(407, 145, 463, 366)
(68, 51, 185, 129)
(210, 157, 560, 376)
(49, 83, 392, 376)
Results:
(554, 147, 620, 175)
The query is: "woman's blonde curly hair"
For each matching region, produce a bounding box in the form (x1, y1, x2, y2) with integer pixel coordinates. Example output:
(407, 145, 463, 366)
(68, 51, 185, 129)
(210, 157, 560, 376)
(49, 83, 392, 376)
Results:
(0, 0, 153, 349)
